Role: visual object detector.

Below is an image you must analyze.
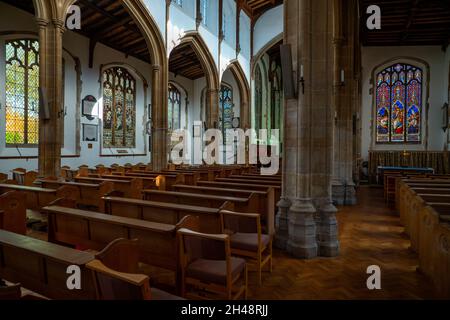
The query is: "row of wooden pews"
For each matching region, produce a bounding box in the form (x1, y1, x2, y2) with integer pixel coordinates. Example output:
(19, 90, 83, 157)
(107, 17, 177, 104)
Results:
(0, 229, 184, 300)
(0, 163, 279, 300)
(397, 178, 450, 298)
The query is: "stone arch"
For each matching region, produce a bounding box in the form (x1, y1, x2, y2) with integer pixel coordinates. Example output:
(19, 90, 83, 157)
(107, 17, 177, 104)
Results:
(223, 60, 251, 129)
(173, 31, 220, 128)
(121, 0, 168, 170)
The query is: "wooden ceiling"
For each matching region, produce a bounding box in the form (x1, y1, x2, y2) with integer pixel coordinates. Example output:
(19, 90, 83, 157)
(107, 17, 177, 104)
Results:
(240, 0, 283, 22)
(169, 43, 205, 80)
(1, 0, 150, 63)
(360, 0, 450, 47)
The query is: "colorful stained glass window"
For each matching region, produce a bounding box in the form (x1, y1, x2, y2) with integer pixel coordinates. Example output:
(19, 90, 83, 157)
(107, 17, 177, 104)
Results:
(102, 67, 136, 148)
(375, 63, 423, 143)
(5, 39, 40, 146)
(168, 83, 181, 131)
(219, 85, 234, 145)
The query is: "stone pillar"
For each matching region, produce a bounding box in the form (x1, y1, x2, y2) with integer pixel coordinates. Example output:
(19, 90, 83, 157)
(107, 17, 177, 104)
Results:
(282, 0, 317, 259)
(207, 88, 219, 129)
(37, 17, 65, 178)
(151, 64, 168, 171)
(332, 0, 358, 206)
(281, 0, 339, 259)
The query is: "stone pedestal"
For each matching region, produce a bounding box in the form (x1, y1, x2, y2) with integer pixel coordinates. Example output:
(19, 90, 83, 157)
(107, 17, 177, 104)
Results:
(275, 197, 291, 249)
(332, 180, 357, 205)
(287, 199, 318, 259)
(317, 201, 340, 257)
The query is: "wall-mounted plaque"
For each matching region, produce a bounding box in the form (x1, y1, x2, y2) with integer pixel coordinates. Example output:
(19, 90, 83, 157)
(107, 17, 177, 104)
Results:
(82, 95, 98, 119)
(82, 124, 98, 142)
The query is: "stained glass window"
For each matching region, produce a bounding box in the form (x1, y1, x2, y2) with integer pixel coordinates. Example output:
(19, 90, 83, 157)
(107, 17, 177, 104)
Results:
(173, 0, 183, 7)
(255, 65, 263, 132)
(219, 85, 234, 144)
(168, 83, 181, 131)
(102, 67, 136, 148)
(375, 63, 423, 143)
(5, 39, 40, 146)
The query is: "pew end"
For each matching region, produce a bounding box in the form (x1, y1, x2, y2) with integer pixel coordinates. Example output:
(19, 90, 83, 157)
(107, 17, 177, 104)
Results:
(95, 238, 141, 274)
(0, 191, 27, 235)
(86, 259, 152, 300)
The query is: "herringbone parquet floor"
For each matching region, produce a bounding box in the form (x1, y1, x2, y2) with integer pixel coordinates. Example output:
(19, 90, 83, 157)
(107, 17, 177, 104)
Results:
(247, 186, 436, 300)
(27, 186, 436, 299)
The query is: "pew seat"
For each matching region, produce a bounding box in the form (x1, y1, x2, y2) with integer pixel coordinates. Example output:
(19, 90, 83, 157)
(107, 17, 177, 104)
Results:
(0, 229, 96, 299)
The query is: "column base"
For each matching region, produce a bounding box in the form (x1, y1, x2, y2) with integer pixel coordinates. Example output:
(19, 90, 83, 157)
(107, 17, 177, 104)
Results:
(275, 197, 291, 250)
(286, 240, 318, 259)
(317, 201, 340, 257)
(332, 180, 357, 205)
(287, 199, 318, 259)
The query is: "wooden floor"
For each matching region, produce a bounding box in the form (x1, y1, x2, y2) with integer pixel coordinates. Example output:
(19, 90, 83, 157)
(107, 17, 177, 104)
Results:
(27, 186, 437, 300)
(247, 186, 436, 300)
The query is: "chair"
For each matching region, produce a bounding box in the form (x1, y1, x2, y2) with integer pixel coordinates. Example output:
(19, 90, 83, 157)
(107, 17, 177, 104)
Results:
(94, 238, 183, 300)
(178, 228, 248, 300)
(220, 210, 273, 285)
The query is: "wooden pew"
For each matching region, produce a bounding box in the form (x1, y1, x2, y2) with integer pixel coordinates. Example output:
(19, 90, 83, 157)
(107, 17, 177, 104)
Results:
(142, 189, 258, 214)
(172, 184, 275, 235)
(37, 180, 114, 212)
(405, 193, 450, 252)
(0, 229, 96, 300)
(215, 177, 281, 186)
(197, 181, 281, 211)
(0, 183, 78, 211)
(87, 174, 162, 191)
(122, 171, 182, 190)
(44, 205, 199, 289)
(0, 191, 26, 235)
(74, 177, 142, 199)
(166, 169, 219, 181)
(103, 197, 233, 233)
(228, 174, 281, 181)
(417, 205, 450, 298)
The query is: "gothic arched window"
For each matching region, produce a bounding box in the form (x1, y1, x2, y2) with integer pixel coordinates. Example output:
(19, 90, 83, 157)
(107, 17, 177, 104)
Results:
(168, 83, 181, 131)
(5, 39, 39, 146)
(376, 63, 423, 143)
(219, 85, 234, 144)
(102, 67, 136, 148)
(255, 65, 263, 132)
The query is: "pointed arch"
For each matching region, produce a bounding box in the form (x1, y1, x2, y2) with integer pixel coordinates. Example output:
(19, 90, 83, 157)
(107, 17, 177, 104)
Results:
(121, 0, 169, 170)
(172, 32, 219, 128)
(175, 31, 219, 93)
(223, 60, 251, 129)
